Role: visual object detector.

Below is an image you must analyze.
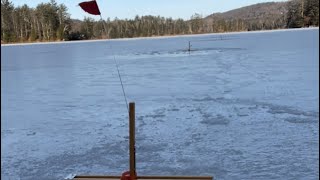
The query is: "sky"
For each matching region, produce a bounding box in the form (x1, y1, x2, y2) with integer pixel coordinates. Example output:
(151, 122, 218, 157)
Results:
(11, 0, 288, 20)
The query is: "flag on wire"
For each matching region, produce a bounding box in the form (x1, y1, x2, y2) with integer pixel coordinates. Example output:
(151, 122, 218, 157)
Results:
(79, 0, 101, 15)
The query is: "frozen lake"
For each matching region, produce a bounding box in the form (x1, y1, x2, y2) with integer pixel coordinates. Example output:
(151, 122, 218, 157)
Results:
(1, 28, 319, 180)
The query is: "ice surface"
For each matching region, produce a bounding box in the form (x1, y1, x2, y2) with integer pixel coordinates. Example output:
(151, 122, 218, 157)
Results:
(1, 28, 319, 180)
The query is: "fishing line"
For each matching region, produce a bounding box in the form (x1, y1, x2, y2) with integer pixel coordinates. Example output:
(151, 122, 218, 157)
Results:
(99, 15, 129, 113)
(110, 44, 129, 113)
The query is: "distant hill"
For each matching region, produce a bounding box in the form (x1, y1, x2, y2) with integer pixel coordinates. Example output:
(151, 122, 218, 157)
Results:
(204, 2, 289, 30)
(206, 2, 288, 21)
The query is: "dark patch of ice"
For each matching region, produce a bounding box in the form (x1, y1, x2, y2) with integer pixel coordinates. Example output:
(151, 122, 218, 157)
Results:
(200, 114, 230, 125)
(137, 116, 144, 121)
(145, 114, 166, 118)
(192, 96, 225, 102)
(167, 108, 180, 112)
(237, 112, 249, 117)
(137, 143, 167, 153)
(27, 132, 37, 136)
(192, 95, 319, 120)
(284, 117, 318, 124)
(267, 106, 319, 118)
(224, 149, 244, 156)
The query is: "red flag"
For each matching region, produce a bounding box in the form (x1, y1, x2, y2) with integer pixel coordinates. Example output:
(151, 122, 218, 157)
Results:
(79, 0, 101, 15)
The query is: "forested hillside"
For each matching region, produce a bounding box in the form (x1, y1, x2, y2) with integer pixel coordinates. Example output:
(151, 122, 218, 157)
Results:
(204, 2, 288, 31)
(1, 0, 319, 43)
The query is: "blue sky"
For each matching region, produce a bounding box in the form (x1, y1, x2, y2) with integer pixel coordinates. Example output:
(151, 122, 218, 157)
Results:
(11, 0, 288, 20)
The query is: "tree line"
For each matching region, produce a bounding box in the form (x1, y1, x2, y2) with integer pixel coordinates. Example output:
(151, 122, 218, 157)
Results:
(287, 0, 319, 28)
(1, 0, 70, 43)
(1, 0, 319, 43)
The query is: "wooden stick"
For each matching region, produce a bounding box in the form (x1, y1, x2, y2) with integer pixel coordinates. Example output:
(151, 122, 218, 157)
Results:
(129, 102, 136, 179)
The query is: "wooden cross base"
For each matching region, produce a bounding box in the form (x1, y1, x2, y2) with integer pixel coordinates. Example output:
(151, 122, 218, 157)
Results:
(72, 102, 213, 180)
(73, 175, 213, 180)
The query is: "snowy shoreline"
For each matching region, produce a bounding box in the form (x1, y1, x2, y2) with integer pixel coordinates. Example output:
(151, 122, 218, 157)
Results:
(1, 27, 318, 47)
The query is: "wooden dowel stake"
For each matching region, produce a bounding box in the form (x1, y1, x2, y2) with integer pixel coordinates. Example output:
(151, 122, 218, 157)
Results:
(129, 102, 136, 179)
